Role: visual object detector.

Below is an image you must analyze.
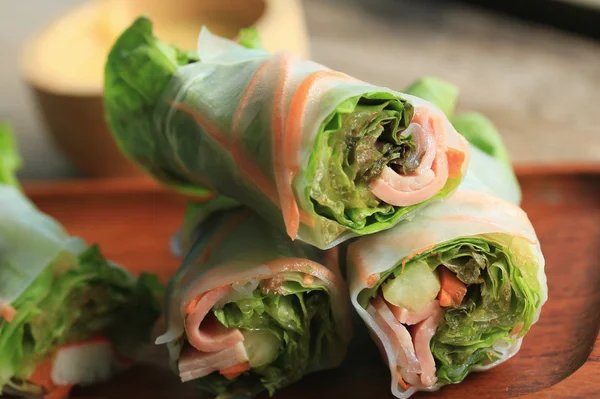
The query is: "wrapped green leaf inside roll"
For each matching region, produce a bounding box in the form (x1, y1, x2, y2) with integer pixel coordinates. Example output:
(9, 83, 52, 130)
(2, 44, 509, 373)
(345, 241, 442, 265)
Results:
(346, 142, 546, 398)
(404, 77, 521, 204)
(0, 124, 162, 398)
(156, 209, 351, 398)
(104, 18, 470, 250)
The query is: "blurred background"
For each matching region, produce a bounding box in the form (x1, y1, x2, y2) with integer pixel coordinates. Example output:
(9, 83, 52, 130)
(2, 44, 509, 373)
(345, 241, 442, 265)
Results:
(1, 0, 599, 180)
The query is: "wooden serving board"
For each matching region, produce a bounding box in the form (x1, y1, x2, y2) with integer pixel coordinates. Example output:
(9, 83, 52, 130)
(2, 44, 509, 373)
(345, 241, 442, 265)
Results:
(22, 167, 600, 399)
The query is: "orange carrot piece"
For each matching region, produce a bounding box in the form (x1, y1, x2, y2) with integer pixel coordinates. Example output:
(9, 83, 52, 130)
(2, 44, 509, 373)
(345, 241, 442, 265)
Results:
(437, 266, 467, 307)
(185, 294, 204, 315)
(397, 372, 411, 390)
(281, 70, 355, 239)
(0, 303, 16, 322)
(44, 385, 73, 399)
(29, 359, 55, 389)
(198, 211, 251, 263)
(303, 274, 314, 286)
(446, 147, 466, 179)
(271, 53, 300, 239)
(29, 358, 73, 399)
(171, 102, 231, 149)
(219, 361, 251, 380)
(511, 322, 524, 337)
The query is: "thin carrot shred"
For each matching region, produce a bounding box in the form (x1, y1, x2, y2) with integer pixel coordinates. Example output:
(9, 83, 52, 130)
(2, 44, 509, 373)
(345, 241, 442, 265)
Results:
(397, 372, 411, 390)
(220, 362, 251, 380)
(511, 322, 524, 337)
(437, 266, 467, 307)
(29, 358, 73, 399)
(0, 303, 16, 322)
(446, 147, 466, 179)
(44, 385, 73, 399)
(185, 294, 204, 315)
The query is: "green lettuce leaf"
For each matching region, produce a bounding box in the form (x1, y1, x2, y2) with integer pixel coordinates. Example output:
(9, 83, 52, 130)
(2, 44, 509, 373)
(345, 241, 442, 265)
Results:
(403, 77, 511, 167)
(358, 235, 542, 384)
(404, 77, 459, 117)
(180, 197, 242, 253)
(104, 17, 208, 197)
(404, 77, 521, 203)
(0, 122, 22, 189)
(197, 274, 337, 397)
(238, 28, 264, 50)
(0, 124, 162, 394)
(0, 245, 162, 394)
(307, 93, 418, 229)
(451, 112, 511, 166)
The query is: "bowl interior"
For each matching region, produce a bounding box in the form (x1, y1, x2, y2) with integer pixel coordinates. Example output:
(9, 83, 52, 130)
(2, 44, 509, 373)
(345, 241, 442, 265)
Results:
(104, 0, 267, 49)
(21, 0, 266, 95)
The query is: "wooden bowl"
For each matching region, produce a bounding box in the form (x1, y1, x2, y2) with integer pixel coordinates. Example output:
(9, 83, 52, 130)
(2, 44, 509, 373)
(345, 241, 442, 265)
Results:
(20, 0, 310, 178)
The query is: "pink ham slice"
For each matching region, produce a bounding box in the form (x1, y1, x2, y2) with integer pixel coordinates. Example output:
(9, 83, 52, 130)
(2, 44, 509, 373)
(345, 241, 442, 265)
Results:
(178, 342, 249, 382)
(412, 306, 443, 387)
(369, 107, 451, 207)
(387, 300, 441, 326)
(371, 296, 421, 374)
(185, 286, 244, 353)
(371, 296, 444, 388)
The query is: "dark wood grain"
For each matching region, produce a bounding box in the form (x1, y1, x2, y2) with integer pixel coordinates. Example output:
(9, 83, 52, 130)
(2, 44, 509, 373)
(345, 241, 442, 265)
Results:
(22, 168, 600, 399)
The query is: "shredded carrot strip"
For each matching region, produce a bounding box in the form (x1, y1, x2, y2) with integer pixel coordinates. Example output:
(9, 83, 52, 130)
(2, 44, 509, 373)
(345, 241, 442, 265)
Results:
(0, 303, 16, 322)
(185, 294, 204, 315)
(44, 385, 73, 399)
(446, 147, 466, 179)
(303, 274, 315, 286)
(437, 266, 467, 307)
(397, 372, 411, 390)
(271, 53, 301, 239)
(282, 70, 355, 238)
(199, 211, 252, 263)
(29, 358, 73, 399)
(231, 59, 283, 204)
(220, 361, 251, 380)
(511, 322, 524, 336)
(171, 102, 231, 149)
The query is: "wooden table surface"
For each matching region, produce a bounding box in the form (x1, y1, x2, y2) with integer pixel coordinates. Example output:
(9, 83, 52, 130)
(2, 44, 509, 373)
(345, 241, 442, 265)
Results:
(20, 167, 600, 398)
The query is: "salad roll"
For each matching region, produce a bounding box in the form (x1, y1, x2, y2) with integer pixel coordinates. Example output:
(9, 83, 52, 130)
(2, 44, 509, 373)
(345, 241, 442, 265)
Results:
(0, 124, 162, 398)
(156, 208, 351, 398)
(104, 18, 470, 250)
(346, 141, 546, 397)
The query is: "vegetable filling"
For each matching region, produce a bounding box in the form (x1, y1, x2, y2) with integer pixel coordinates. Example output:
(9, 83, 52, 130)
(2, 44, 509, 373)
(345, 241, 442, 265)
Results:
(182, 273, 339, 396)
(358, 235, 542, 387)
(0, 246, 161, 396)
(308, 95, 420, 228)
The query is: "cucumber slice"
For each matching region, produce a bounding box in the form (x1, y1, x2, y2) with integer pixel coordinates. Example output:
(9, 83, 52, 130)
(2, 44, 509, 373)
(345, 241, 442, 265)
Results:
(242, 330, 281, 368)
(382, 261, 440, 312)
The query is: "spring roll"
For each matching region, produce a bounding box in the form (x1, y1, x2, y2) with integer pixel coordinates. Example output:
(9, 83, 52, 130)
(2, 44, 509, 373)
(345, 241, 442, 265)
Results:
(346, 150, 546, 397)
(104, 18, 470, 250)
(0, 124, 161, 398)
(156, 209, 351, 398)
